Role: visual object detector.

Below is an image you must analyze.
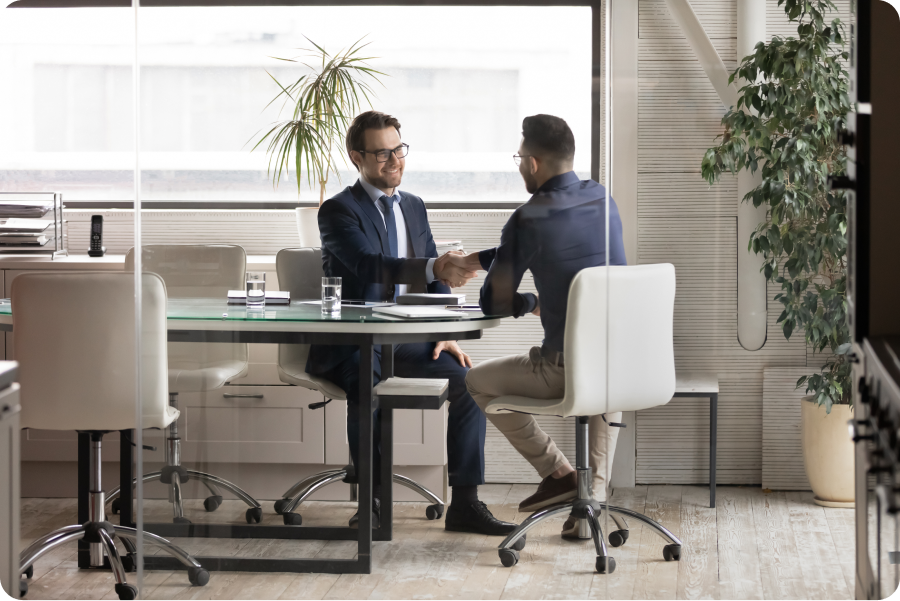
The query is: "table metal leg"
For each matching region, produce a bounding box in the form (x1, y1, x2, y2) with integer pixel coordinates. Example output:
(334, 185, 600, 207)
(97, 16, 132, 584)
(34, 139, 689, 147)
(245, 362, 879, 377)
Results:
(379, 407, 394, 542)
(120, 430, 135, 528)
(710, 393, 717, 508)
(383, 344, 394, 379)
(357, 339, 374, 572)
(78, 432, 90, 569)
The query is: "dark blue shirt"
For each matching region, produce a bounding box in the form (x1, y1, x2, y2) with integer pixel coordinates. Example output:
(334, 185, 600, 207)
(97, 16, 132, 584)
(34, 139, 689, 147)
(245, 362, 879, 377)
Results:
(477, 171, 627, 353)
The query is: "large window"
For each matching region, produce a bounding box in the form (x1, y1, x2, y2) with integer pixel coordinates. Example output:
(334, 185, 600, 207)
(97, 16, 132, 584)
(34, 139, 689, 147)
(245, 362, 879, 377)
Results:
(1, 6, 591, 204)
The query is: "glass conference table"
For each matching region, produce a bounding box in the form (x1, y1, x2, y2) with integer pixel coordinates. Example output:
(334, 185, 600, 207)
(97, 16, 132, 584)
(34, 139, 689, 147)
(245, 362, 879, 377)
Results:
(0, 298, 502, 575)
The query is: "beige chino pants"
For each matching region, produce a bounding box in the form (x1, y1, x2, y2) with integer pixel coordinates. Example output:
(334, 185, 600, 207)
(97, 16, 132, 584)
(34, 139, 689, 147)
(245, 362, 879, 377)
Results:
(466, 346, 621, 500)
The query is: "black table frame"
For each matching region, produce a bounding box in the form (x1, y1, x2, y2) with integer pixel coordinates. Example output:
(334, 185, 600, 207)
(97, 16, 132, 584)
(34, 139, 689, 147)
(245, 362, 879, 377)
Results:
(671, 390, 718, 508)
(74, 326, 486, 575)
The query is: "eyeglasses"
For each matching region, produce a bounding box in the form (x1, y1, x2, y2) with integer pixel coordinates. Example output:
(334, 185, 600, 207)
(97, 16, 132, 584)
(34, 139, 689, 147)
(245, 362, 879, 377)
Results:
(513, 154, 532, 166)
(359, 143, 409, 163)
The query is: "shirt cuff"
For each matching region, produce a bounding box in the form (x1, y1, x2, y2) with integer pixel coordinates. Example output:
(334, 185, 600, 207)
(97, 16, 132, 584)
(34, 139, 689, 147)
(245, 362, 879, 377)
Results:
(426, 257, 437, 283)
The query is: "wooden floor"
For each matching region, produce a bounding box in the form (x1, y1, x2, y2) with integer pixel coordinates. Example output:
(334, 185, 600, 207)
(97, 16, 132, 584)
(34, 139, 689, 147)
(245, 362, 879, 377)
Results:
(18, 484, 858, 600)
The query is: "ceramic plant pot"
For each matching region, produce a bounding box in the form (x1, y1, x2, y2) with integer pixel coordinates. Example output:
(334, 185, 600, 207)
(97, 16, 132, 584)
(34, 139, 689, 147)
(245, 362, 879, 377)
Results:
(800, 396, 855, 507)
(295, 207, 320, 247)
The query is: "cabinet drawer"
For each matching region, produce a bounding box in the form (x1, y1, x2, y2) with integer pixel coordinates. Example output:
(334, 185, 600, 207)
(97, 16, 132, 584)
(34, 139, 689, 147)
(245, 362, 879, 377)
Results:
(325, 399, 447, 466)
(179, 384, 324, 464)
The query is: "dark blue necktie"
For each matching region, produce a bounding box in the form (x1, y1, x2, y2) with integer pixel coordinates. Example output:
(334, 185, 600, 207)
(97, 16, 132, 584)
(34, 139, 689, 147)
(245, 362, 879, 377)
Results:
(378, 195, 399, 258)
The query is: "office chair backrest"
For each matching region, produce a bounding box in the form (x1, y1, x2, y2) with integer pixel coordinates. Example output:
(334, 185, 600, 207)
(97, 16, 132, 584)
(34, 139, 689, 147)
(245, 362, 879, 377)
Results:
(13, 272, 171, 431)
(562, 263, 676, 417)
(125, 244, 246, 298)
(125, 244, 249, 392)
(275, 248, 323, 382)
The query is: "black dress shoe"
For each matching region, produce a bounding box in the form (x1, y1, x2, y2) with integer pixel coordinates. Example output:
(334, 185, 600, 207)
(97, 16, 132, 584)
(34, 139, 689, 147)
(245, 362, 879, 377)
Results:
(445, 501, 517, 536)
(349, 498, 381, 529)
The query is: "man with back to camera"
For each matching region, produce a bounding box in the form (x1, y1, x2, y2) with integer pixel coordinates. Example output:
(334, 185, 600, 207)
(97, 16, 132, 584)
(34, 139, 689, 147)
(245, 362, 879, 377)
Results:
(306, 110, 518, 536)
(448, 114, 628, 539)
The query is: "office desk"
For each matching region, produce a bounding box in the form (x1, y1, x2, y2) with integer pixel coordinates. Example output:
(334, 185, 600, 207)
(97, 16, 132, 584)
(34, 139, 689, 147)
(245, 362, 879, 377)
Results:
(0, 299, 501, 575)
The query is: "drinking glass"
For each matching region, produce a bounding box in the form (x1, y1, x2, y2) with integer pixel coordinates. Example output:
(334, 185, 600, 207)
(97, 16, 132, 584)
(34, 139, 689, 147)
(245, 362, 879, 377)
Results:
(246, 272, 266, 307)
(322, 277, 342, 315)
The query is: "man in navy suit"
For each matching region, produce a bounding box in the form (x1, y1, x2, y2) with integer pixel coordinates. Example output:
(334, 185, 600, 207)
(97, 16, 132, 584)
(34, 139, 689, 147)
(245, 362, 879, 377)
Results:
(307, 111, 517, 536)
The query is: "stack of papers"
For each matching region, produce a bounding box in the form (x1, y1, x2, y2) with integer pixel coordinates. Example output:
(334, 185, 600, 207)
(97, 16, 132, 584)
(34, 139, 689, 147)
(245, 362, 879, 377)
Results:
(373, 305, 463, 319)
(0, 234, 48, 246)
(227, 290, 291, 304)
(0, 200, 54, 219)
(0, 219, 53, 233)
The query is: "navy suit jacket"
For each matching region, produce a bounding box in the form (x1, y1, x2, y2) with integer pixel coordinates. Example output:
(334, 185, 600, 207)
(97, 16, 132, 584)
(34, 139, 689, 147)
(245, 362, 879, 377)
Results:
(308, 180, 450, 373)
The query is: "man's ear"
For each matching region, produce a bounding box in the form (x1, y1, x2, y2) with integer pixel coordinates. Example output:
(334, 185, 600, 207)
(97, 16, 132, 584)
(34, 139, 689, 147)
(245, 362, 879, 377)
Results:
(349, 151, 363, 171)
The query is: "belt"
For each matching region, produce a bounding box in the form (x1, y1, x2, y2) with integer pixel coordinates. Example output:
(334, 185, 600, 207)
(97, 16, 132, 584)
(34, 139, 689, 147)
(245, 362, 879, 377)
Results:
(540, 346, 565, 367)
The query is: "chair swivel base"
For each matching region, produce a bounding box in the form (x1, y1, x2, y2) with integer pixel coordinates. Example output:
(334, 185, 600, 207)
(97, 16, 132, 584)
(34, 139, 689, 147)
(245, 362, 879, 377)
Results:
(273, 465, 445, 526)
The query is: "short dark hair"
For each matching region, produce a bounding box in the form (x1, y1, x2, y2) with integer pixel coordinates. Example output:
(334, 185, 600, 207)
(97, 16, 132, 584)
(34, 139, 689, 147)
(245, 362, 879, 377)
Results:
(521, 114, 575, 164)
(345, 110, 402, 171)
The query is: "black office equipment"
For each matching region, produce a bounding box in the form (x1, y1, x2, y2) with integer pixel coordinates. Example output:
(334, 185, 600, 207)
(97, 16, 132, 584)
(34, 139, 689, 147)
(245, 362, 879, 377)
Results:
(88, 215, 105, 257)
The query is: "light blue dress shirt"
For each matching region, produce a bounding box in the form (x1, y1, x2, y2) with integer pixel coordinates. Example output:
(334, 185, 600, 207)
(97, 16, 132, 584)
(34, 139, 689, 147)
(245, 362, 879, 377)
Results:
(358, 177, 437, 297)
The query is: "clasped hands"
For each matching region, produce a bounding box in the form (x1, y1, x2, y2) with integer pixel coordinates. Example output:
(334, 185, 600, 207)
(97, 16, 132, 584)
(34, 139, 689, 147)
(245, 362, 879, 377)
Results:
(434, 250, 481, 288)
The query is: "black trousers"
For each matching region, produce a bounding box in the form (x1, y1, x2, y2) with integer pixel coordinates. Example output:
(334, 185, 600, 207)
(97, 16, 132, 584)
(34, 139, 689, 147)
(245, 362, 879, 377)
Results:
(315, 342, 486, 489)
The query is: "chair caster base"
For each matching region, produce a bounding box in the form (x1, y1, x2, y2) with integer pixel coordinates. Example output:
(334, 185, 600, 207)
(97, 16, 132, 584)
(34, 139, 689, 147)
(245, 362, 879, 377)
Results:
(122, 553, 138, 573)
(663, 544, 681, 561)
(273, 498, 292, 515)
(23, 564, 33, 579)
(173, 517, 192, 525)
(511, 535, 526, 551)
(425, 504, 444, 520)
(596, 556, 616, 574)
(283, 512, 303, 526)
(203, 495, 223, 512)
(20, 580, 28, 598)
(245, 507, 262, 524)
(499, 548, 519, 567)
(188, 567, 210, 586)
(608, 529, 629, 547)
(115, 583, 139, 600)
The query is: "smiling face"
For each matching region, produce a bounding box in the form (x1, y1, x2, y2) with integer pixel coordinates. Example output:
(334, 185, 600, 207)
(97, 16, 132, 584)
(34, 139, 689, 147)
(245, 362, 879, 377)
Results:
(350, 126, 405, 194)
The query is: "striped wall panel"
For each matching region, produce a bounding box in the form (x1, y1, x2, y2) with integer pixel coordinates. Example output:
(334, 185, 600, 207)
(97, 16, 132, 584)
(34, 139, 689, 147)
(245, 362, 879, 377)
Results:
(762, 367, 812, 490)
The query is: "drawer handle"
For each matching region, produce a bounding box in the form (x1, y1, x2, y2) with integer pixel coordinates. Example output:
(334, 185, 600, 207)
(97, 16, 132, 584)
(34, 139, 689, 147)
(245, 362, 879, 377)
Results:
(222, 393, 264, 399)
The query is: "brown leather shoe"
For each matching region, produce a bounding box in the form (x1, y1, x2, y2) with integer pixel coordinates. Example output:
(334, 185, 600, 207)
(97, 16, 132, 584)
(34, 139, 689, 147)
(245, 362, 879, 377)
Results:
(560, 516, 591, 540)
(518, 472, 578, 513)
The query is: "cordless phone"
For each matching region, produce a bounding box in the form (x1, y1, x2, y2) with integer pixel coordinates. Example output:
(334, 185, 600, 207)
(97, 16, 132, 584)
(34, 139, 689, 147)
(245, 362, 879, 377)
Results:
(88, 215, 106, 257)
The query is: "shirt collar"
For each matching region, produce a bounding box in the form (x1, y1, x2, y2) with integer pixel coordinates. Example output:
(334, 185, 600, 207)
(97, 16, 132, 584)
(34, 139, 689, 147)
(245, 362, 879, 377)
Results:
(536, 171, 580, 193)
(358, 177, 400, 204)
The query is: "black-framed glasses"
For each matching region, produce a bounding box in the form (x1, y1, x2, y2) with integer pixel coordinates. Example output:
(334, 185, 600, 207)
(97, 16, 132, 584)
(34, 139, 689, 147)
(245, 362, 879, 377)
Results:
(360, 143, 409, 163)
(513, 153, 532, 166)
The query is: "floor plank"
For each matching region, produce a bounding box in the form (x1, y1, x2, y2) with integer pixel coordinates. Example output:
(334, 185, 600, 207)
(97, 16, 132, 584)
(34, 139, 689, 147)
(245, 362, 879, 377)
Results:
(716, 487, 764, 600)
(590, 485, 648, 601)
(677, 485, 719, 600)
(785, 492, 851, 600)
(631, 485, 682, 601)
(749, 491, 807, 600)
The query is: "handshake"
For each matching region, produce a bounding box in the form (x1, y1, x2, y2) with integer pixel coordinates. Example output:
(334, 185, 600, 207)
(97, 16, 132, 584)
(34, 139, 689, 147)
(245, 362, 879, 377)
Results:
(434, 251, 482, 288)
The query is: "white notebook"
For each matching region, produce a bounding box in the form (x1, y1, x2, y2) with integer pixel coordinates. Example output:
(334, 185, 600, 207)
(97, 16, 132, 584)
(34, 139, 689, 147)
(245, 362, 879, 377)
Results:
(373, 305, 463, 319)
(227, 290, 291, 304)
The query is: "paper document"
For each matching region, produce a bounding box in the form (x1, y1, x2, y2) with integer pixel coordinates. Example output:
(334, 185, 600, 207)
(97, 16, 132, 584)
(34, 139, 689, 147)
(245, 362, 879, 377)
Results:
(397, 293, 465, 306)
(373, 305, 463, 319)
(227, 290, 291, 304)
(0, 219, 53, 232)
(0, 234, 49, 246)
(0, 200, 54, 219)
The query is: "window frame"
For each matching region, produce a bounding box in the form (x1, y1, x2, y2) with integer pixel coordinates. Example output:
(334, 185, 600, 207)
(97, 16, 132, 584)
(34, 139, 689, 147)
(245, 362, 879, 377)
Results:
(7, 0, 603, 211)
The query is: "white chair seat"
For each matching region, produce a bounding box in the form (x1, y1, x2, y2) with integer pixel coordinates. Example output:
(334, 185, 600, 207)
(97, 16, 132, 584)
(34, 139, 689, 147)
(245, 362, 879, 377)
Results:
(168, 360, 249, 393)
(484, 395, 566, 416)
(277, 363, 348, 400)
(375, 378, 448, 398)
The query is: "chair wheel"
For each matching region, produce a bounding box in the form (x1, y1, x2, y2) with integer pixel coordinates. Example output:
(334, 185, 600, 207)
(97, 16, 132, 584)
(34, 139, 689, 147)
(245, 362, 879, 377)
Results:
(23, 564, 34, 579)
(596, 556, 616, 574)
(173, 516, 192, 524)
(115, 583, 139, 600)
(121, 553, 137, 573)
(110, 498, 122, 515)
(203, 495, 223, 512)
(425, 504, 444, 520)
(273, 498, 293, 515)
(511, 535, 526, 551)
(188, 567, 210, 586)
(608, 529, 629, 547)
(283, 512, 303, 526)
(663, 544, 681, 561)
(20, 580, 28, 597)
(498, 548, 519, 567)
(246, 507, 263, 524)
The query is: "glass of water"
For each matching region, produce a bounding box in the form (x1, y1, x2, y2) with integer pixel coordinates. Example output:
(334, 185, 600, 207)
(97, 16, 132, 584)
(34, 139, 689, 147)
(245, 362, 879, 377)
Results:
(246, 272, 266, 307)
(322, 277, 342, 315)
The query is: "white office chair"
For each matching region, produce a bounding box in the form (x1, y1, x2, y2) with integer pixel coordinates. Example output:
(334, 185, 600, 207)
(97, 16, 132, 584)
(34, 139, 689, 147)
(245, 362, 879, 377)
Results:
(271, 247, 445, 525)
(487, 264, 683, 574)
(14, 272, 209, 600)
(107, 245, 263, 525)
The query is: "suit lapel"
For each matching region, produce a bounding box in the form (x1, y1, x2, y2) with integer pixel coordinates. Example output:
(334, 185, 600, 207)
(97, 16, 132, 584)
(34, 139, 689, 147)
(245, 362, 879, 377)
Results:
(351, 181, 390, 255)
(398, 194, 424, 258)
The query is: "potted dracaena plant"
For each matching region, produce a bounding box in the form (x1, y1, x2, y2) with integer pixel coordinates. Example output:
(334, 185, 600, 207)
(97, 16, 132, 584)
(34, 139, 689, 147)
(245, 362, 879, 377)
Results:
(251, 37, 386, 244)
(701, 0, 852, 506)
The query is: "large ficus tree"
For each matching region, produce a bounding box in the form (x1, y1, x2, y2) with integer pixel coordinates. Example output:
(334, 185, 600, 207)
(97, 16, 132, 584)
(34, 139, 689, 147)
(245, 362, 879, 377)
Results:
(701, 0, 851, 413)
